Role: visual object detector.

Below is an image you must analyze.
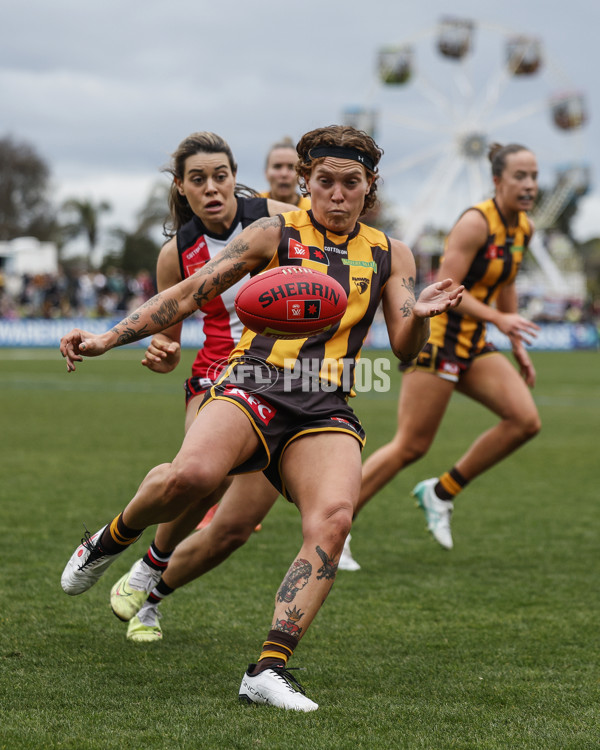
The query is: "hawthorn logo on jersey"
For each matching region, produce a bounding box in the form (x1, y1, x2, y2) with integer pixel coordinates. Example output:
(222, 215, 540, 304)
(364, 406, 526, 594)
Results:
(221, 385, 276, 424)
(287, 300, 321, 320)
(353, 277, 370, 294)
(288, 238, 329, 265)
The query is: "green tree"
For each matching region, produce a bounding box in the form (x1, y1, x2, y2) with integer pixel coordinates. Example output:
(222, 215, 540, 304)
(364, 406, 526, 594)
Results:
(106, 230, 160, 276)
(0, 135, 56, 241)
(102, 181, 167, 275)
(60, 197, 112, 270)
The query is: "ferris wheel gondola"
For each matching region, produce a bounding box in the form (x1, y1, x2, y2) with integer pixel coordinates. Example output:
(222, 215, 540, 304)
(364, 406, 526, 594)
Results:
(343, 17, 589, 287)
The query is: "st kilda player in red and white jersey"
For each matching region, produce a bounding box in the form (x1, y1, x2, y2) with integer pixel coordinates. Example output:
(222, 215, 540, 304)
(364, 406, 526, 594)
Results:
(141, 134, 296, 432)
(118, 133, 296, 601)
(175, 196, 274, 403)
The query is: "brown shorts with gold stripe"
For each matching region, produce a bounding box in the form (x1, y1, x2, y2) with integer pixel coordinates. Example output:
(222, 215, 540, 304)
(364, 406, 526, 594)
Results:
(198, 358, 365, 500)
(399, 341, 498, 383)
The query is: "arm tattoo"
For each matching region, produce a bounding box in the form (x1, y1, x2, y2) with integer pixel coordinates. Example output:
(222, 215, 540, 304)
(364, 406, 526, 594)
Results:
(113, 325, 151, 346)
(316, 546, 337, 580)
(400, 297, 415, 317)
(400, 276, 416, 318)
(150, 297, 179, 327)
(109, 294, 183, 345)
(251, 216, 282, 231)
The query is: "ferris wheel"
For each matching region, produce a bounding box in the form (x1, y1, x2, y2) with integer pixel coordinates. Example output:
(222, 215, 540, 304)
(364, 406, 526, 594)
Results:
(343, 16, 589, 288)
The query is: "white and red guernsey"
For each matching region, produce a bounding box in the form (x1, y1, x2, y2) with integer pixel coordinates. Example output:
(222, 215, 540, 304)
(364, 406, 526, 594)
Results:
(176, 196, 270, 383)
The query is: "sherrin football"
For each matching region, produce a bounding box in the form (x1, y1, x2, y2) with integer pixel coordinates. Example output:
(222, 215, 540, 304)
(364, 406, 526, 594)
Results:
(234, 266, 347, 339)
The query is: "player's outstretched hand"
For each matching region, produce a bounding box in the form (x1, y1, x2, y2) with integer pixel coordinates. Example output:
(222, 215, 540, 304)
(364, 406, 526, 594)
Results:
(141, 334, 181, 373)
(414, 278, 464, 319)
(59, 329, 111, 372)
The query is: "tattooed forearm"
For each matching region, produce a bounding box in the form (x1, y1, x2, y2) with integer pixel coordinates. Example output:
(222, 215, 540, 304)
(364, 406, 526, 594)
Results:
(150, 297, 179, 328)
(400, 276, 417, 318)
(192, 278, 212, 308)
(400, 297, 415, 317)
(211, 263, 247, 296)
(192, 255, 248, 309)
(113, 325, 151, 346)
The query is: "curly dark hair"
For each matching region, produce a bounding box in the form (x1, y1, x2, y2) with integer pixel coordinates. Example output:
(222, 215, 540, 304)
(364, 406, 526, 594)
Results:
(295, 125, 383, 214)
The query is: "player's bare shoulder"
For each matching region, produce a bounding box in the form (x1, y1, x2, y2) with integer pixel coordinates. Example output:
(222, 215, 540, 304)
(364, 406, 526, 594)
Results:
(156, 236, 183, 289)
(389, 236, 417, 275)
(267, 198, 300, 215)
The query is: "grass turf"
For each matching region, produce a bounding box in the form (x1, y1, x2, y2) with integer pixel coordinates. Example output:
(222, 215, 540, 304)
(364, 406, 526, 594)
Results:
(0, 347, 598, 749)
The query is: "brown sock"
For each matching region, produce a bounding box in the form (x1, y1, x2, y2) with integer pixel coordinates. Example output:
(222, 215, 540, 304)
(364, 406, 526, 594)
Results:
(251, 630, 298, 675)
(435, 467, 468, 501)
(98, 513, 143, 554)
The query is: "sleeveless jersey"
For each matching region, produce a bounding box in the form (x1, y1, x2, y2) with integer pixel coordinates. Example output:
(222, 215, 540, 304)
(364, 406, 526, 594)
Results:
(430, 198, 531, 359)
(229, 209, 392, 393)
(177, 196, 269, 379)
(259, 190, 312, 210)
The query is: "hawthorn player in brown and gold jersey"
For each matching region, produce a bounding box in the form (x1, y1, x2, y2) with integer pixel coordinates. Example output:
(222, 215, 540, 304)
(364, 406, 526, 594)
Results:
(229, 208, 391, 391)
(357, 143, 542, 553)
(427, 196, 532, 365)
(59, 125, 462, 711)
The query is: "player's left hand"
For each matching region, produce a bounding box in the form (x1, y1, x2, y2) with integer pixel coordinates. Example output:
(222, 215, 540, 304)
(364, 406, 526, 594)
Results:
(413, 278, 464, 319)
(59, 329, 111, 372)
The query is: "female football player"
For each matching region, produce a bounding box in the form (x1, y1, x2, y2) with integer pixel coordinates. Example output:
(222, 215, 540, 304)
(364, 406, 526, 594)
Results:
(117, 131, 294, 640)
(59, 124, 463, 711)
(354, 142, 541, 553)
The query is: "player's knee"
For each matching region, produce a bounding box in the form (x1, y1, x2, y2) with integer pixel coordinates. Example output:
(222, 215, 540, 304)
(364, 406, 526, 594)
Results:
(303, 503, 352, 549)
(163, 462, 222, 510)
(519, 410, 541, 441)
(213, 522, 253, 552)
(396, 434, 431, 466)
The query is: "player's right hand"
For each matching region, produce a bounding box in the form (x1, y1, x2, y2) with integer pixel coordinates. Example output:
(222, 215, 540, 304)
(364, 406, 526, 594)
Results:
(141, 334, 181, 373)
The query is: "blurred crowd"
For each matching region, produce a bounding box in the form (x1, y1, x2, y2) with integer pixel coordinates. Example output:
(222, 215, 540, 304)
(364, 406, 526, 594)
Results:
(0, 268, 157, 320)
(0, 267, 598, 327)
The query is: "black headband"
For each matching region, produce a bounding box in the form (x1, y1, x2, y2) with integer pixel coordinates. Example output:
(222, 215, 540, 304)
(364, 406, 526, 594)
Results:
(306, 146, 376, 172)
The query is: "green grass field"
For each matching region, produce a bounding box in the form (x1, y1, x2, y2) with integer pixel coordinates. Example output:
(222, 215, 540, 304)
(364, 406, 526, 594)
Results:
(1, 347, 598, 749)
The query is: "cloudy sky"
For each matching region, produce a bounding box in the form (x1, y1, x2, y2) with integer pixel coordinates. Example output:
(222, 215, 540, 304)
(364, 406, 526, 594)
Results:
(2, 0, 598, 250)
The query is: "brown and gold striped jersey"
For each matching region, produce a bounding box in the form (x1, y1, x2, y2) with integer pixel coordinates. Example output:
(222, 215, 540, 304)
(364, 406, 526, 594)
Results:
(230, 209, 392, 392)
(430, 198, 532, 359)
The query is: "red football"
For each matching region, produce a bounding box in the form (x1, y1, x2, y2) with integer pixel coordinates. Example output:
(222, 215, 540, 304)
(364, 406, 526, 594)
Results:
(234, 266, 347, 339)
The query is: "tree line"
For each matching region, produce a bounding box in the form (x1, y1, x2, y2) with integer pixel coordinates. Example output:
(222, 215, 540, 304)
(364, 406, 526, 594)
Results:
(0, 134, 165, 275)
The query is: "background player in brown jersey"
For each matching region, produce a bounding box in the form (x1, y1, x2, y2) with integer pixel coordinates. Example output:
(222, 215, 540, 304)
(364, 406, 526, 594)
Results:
(355, 143, 541, 553)
(59, 124, 462, 711)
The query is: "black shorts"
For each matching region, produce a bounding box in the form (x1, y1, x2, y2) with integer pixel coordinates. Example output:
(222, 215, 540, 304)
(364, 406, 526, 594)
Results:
(398, 341, 498, 383)
(198, 358, 366, 499)
(184, 375, 215, 405)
